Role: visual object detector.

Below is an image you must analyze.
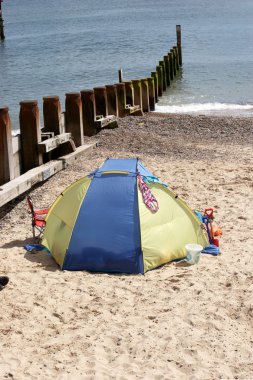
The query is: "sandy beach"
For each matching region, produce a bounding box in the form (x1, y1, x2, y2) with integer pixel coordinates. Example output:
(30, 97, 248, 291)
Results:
(0, 113, 252, 379)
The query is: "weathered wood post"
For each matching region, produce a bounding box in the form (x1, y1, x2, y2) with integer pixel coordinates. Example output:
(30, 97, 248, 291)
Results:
(124, 81, 134, 106)
(156, 66, 163, 97)
(132, 79, 143, 111)
(147, 77, 155, 111)
(94, 87, 108, 117)
(173, 46, 180, 71)
(170, 48, 177, 76)
(159, 60, 167, 91)
(151, 72, 158, 103)
(115, 83, 126, 117)
(140, 79, 150, 112)
(0, 106, 14, 185)
(65, 92, 83, 147)
(118, 68, 123, 83)
(164, 55, 171, 86)
(0, 0, 5, 41)
(19, 100, 42, 173)
(176, 25, 182, 66)
(105, 85, 118, 116)
(43, 96, 62, 135)
(80, 89, 97, 136)
(174, 47, 179, 72)
(168, 52, 174, 81)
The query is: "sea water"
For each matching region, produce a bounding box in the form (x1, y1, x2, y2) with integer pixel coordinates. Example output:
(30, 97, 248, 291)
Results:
(0, 0, 253, 130)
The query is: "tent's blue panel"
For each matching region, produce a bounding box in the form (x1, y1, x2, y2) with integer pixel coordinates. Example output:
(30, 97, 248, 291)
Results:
(64, 173, 143, 273)
(137, 161, 153, 177)
(98, 158, 138, 174)
(94, 158, 155, 178)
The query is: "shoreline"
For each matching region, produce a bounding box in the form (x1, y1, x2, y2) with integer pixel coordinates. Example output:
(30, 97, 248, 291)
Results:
(0, 112, 253, 379)
(154, 103, 253, 118)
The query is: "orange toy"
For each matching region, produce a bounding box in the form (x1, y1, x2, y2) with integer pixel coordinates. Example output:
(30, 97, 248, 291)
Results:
(204, 208, 222, 247)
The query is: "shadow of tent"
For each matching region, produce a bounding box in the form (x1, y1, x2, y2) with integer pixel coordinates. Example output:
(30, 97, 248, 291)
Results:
(24, 251, 59, 272)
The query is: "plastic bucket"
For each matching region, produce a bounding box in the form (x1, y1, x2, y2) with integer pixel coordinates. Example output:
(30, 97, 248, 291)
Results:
(185, 244, 203, 265)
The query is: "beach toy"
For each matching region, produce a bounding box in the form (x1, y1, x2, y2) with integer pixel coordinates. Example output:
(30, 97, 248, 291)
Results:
(203, 208, 222, 247)
(185, 243, 203, 265)
(202, 244, 220, 256)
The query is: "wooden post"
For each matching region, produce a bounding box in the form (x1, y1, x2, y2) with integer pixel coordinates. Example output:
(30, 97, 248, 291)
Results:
(0, 106, 14, 185)
(43, 96, 62, 135)
(118, 68, 123, 83)
(170, 48, 177, 76)
(156, 66, 163, 97)
(168, 52, 174, 80)
(151, 72, 158, 102)
(19, 100, 42, 173)
(80, 89, 97, 137)
(140, 79, 150, 113)
(159, 60, 167, 91)
(124, 81, 134, 106)
(173, 47, 179, 73)
(105, 85, 118, 116)
(94, 87, 108, 117)
(173, 46, 180, 71)
(132, 79, 143, 111)
(176, 25, 182, 66)
(65, 92, 83, 147)
(115, 83, 126, 117)
(0, 0, 5, 41)
(147, 78, 155, 111)
(164, 55, 171, 86)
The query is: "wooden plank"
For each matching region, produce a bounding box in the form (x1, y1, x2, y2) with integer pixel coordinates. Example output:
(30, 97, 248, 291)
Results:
(38, 133, 72, 153)
(12, 135, 21, 178)
(0, 142, 98, 208)
(13, 151, 21, 178)
(125, 105, 144, 116)
(0, 160, 63, 208)
(58, 142, 98, 169)
(95, 115, 117, 129)
(12, 135, 20, 155)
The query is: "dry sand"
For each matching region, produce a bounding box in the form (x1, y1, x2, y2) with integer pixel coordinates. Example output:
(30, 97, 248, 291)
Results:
(0, 113, 253, 379)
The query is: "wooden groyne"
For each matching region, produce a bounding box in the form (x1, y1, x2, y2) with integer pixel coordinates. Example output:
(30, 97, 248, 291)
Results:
(0, 26, 182, 207)
(0, 0, 5, 40)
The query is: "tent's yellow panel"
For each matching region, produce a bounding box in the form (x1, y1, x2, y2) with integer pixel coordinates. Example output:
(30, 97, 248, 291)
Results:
(138, 184, 208, 272)
(42, 176, 91, 268)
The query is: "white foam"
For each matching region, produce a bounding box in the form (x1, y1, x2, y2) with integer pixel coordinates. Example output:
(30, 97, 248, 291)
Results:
(154, 103, 253, 116)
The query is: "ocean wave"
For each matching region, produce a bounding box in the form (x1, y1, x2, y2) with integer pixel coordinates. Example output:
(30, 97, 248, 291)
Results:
(154, 103, 253, 114)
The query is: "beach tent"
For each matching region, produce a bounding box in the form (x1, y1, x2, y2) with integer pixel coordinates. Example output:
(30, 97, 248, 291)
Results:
(42, 158, 208, 273)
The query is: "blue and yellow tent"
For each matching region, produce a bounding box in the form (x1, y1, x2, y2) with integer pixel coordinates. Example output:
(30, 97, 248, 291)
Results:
(42, 158, 208, 273)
